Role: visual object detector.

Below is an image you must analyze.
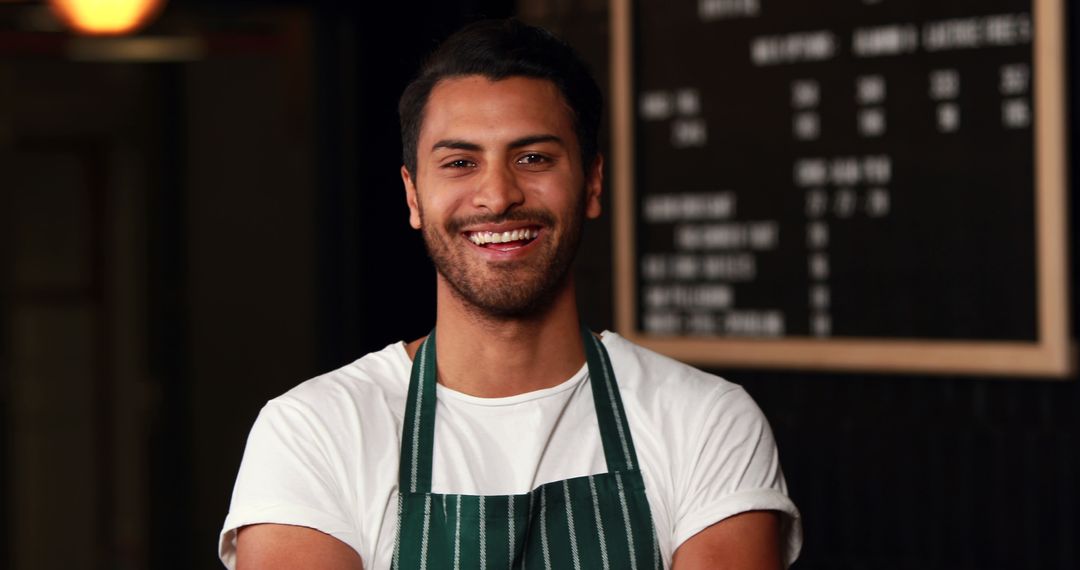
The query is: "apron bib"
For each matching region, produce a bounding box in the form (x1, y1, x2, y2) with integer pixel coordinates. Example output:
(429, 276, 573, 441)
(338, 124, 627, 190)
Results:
(393, 325, 662, 569)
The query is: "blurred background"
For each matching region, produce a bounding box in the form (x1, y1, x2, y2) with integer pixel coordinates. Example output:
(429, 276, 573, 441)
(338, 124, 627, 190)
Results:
(0, 0, 1077, 568)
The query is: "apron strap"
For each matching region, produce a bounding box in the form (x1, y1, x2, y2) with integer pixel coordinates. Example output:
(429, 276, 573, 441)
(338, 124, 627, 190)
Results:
(399, 331, 438, 493)
(581, 324, 640, 473)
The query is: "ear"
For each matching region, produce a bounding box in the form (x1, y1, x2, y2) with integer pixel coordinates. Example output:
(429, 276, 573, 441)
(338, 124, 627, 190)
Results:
(584, 154, 604, 219)
(402, 165, 422, 229)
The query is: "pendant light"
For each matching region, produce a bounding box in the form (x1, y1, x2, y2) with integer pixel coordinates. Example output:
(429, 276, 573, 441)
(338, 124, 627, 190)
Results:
(49, 0, 166, 36)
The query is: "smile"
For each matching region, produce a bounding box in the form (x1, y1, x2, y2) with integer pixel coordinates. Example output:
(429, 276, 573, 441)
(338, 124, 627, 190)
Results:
(465, 228, 540, 247)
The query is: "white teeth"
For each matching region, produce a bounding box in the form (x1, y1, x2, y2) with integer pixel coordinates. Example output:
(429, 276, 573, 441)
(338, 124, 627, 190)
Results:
(467, 228, 539, 245)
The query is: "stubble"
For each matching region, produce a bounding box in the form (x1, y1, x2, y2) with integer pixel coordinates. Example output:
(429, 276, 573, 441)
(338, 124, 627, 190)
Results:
(417, 194, 586, 320)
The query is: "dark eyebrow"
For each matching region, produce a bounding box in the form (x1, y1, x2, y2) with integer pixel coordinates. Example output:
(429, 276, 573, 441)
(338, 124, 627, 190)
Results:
(508, 134, 563, 149)
(430, 134, 564, 153)
(431, 139, 482, 152)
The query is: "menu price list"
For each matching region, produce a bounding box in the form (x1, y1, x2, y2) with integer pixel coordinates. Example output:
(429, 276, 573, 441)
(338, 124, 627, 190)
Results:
(634, 0, 1038, 341)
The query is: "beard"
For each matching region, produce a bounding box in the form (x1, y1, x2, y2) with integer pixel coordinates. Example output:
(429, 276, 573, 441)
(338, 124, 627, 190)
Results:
(418, 197, 586, 320)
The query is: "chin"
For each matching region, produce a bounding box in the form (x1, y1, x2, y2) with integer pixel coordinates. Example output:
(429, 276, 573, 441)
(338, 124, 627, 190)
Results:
(443, 268, 571, 321)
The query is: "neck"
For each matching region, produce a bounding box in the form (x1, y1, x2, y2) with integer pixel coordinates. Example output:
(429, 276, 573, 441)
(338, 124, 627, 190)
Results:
(407, 277, 587, 398)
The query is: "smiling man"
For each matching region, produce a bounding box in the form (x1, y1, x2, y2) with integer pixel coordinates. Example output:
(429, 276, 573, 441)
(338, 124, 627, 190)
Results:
(220, 19, 801, 569)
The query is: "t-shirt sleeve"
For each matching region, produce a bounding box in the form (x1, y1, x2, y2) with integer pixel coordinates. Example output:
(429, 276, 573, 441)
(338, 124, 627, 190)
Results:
(218, 398, 362, 569)
(674, 385, 803, 567)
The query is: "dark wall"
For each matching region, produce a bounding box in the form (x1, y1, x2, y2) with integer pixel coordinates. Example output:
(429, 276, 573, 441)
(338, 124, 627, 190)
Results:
(743, 369, 1078, 569)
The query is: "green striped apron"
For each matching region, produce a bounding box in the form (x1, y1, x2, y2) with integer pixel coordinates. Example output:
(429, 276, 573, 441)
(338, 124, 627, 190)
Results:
(393, 325, 662, 569)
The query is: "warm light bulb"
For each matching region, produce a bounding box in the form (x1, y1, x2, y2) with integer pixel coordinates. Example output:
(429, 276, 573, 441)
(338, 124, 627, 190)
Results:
(49, 0, 165, 36)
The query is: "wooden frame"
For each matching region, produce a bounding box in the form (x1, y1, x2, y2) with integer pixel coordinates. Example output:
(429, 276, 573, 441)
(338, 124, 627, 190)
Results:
(610, 0, 1073, 377)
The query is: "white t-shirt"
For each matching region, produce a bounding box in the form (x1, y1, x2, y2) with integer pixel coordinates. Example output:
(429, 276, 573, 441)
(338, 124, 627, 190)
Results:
(219, 332, 802, 568)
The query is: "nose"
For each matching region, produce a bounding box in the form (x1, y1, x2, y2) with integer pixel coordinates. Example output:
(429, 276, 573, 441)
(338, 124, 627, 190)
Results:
(472, 163, 524, 214)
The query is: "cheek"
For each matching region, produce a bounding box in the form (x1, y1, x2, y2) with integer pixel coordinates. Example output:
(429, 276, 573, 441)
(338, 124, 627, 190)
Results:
(420, 188, 463, 226)
(537, 176, 587, 214)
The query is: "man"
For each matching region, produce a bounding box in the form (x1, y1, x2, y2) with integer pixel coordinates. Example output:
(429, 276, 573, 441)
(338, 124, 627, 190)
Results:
(220, 19, 801, 569)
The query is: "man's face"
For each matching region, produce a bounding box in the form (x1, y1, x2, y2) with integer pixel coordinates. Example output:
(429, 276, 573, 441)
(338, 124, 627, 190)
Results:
(401, 75, 603, 318)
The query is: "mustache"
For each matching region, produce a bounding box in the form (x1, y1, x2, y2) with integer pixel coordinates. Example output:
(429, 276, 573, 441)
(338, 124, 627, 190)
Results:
(446, 209, 556, 233)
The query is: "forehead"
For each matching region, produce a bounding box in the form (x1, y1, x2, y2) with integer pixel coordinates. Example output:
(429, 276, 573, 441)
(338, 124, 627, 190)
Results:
(418, 75, 578, 148)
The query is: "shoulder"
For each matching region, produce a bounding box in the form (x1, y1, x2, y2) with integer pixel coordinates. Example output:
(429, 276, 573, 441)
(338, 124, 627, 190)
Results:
(221, 342, 411, 570)
(601, 334, 801, 564)
(599, 331, 772, 472)
(599, 331, 746, 408)
(264, 341, 413, 431)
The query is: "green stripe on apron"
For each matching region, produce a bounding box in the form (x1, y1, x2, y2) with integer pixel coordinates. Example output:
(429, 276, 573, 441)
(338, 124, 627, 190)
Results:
(393, 325, 662, 569)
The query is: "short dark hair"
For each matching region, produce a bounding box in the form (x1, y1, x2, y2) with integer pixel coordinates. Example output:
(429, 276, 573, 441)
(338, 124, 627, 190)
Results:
(399, 19, 602, 177)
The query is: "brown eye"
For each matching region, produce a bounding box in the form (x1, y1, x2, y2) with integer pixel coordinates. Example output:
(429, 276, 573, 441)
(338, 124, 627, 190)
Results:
(517, 153, 550, 166)
(443, 159, 475, 169)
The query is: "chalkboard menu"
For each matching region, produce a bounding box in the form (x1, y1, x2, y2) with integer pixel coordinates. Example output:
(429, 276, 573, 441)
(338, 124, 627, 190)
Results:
(610, 0, 1072, 376)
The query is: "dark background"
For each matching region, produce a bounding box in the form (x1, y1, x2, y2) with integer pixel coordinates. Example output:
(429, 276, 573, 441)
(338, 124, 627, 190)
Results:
(0, 0, 1076, 568)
